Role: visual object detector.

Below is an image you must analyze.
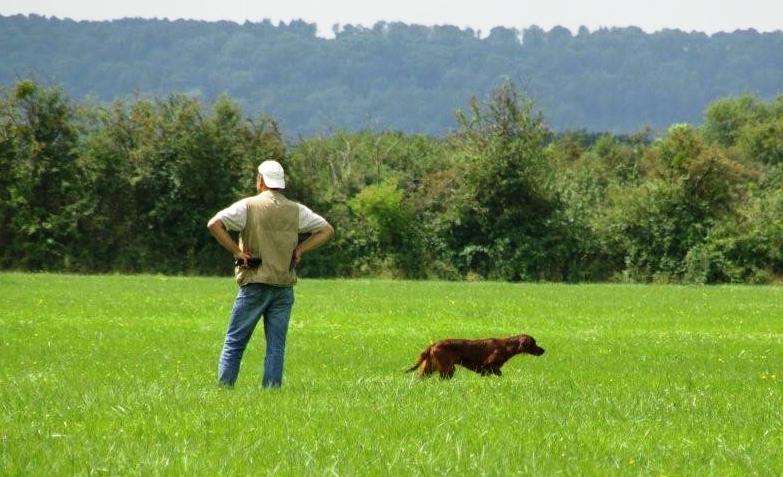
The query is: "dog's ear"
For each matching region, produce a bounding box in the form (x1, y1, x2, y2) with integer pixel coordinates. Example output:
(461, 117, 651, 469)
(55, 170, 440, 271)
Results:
(516, 335, 533, 350)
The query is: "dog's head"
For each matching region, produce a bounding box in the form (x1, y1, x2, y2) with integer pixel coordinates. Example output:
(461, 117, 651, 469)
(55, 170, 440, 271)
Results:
(515, 334, 545, 356)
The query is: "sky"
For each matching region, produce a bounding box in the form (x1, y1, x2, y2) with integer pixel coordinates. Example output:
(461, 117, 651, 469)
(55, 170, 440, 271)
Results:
(1, 0, 782, 37)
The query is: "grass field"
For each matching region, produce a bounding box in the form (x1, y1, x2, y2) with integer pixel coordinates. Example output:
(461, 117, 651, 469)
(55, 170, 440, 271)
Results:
(1, 273, 782, 476)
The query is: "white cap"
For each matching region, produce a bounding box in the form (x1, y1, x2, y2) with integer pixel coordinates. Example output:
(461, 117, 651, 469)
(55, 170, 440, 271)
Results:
(258, 160, 286, 189)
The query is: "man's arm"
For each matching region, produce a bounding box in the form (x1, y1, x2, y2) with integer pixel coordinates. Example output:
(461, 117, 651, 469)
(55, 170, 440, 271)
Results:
(207, 215, 252, 264)
(292, 223, 334, 267)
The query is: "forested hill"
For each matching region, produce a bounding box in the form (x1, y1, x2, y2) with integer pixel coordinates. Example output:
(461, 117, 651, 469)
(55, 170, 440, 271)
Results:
(2, 14, 782, 136)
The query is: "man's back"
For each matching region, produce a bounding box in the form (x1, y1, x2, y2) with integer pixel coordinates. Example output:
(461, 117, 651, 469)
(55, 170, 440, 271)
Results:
(237, 191, 299, 287)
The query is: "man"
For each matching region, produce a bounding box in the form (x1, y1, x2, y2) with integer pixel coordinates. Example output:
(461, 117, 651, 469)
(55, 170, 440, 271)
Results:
(207, 160, 333, 388)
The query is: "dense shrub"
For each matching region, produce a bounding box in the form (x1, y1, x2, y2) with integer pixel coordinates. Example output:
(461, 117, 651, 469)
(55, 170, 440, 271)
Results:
(1, 80, 781, 283)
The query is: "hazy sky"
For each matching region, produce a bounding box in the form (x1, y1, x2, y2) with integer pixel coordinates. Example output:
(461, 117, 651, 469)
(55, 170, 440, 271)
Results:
(2, 0, 782, 37)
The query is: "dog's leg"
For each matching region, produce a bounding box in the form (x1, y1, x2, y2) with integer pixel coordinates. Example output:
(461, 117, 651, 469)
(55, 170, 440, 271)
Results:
(434, 350, 456, 379)
(421, 357, 436, 377)
(439, 363, 455, 379)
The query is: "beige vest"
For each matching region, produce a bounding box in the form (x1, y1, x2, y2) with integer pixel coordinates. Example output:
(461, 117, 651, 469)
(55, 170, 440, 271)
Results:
(235, 191, 299, 287)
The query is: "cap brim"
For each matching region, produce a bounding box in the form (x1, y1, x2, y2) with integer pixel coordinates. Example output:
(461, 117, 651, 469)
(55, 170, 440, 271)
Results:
(263, 177, 285, 189)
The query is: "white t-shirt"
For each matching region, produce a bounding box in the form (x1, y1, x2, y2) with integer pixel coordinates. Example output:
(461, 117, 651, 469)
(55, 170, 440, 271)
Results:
(215, 196, 328, 233)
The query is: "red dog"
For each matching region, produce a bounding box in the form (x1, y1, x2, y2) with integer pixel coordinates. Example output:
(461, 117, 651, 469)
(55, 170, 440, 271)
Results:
(406, 334, 545, 378)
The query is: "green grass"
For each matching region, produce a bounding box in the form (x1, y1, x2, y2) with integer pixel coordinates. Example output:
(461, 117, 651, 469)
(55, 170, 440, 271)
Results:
(1, 273, 782, 476)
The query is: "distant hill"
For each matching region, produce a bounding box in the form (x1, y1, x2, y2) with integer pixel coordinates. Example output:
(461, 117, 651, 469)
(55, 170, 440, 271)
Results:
(2, 14, 782, 137)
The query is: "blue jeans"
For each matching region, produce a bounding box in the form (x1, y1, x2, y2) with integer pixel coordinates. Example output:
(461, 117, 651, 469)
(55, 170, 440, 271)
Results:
(218, 283, 294, 388)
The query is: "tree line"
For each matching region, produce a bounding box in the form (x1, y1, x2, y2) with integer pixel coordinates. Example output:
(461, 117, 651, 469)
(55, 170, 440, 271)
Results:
(1, 80, 781, 283)
(2, 14, 783, 136)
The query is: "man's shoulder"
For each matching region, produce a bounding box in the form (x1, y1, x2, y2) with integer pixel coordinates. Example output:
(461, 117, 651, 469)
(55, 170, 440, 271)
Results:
(217, 196, 251, 214)
(215, 197, 252, 232)
(220, 196, 251, 207)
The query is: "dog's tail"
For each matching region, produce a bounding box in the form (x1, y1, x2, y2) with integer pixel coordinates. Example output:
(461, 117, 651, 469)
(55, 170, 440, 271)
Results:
(405, 346, 432, 374)
(404, 358, 424, 373)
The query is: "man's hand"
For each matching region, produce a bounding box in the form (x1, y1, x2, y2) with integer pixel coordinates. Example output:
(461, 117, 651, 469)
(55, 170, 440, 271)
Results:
(234, 251, 253, 269)
(208, 215, 250, 267)
(291, 247, 303, 269)
(292, 223, 334, 269)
